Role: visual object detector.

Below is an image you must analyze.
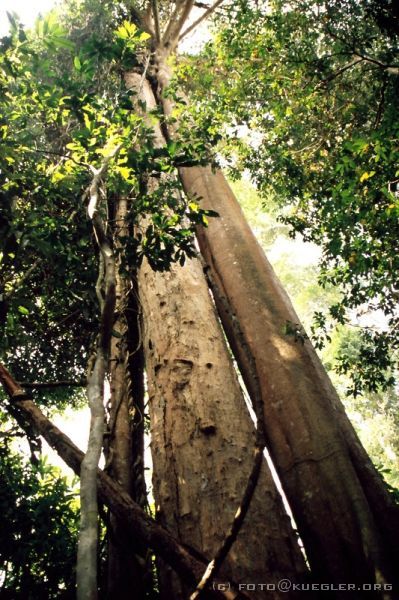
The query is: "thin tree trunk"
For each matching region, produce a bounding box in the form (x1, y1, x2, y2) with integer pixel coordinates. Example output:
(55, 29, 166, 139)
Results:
(105, 198, 148, 598)
(179, 165, 399, 594)
(77, 167, 117, 600)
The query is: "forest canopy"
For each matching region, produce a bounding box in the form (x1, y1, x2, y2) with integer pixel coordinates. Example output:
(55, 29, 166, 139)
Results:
(0, 1, 398, 598)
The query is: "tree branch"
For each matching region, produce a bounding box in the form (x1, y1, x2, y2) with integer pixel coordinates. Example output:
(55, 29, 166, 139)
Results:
(352, 51, 399, 75)
(317, 58, 363, 86)
(179, 0, 225, 41)
(170, 0, 196, 47)
(20, 380, 85, 388)
(162, 1, 185, 46)
(151, 0, 161, 43)
(163, 0, 195, 48)
(325, 28, 399, 75)
(129, 4, 154, 36)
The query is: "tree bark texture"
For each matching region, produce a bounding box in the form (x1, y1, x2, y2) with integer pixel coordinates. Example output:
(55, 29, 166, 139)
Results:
(125, 70, 307, 597)
(139, 253, 307, 598)
(179, 165, 398, 594)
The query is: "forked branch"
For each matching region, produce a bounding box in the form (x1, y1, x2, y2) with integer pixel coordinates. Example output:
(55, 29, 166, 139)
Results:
(163, 0, 195, 49)
(179, 0, 225, 41)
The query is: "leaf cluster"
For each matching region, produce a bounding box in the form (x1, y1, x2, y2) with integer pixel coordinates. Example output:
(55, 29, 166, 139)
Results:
(0, 7, 215, 390)
(0, 446, 79, 598)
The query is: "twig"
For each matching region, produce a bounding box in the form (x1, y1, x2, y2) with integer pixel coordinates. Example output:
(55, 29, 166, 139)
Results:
(5, 142, 90, 169)
(151, 0, 161, 43)
(179, 0, 225, 41)
(20, 380, 85, 388)
(33, 147, 90, 168)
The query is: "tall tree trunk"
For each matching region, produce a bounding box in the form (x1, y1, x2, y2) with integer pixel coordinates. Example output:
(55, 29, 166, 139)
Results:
(139, 253, 307, 598)
(105, 198, 148, 598)
(125, 71, 307, 598)
(179, 165, 399, 593)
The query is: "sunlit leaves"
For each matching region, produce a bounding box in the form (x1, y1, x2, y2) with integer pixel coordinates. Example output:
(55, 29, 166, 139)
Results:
(114, 20, 150, 44)
(0, 4, 218, 392)
(185, 0, 399, 395)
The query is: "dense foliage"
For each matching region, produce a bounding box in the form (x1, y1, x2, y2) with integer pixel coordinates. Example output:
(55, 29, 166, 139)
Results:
(0, 445, 79, 598)
(0, 4, 214, 389)
(181, 0, 399, 394)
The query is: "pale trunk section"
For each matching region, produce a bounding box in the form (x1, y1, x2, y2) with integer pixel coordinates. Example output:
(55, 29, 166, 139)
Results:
(139, 254, 306, 598)
(77, 173, 116, 600)
(179, 165, 398, 593)
(105, 198, 148, 598)
(124, 71, 307, 598)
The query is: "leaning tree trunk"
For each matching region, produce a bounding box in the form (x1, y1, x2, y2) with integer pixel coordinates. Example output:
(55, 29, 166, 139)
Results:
(125, 71, 307, 598)
(152, 40, 398, 592)
(104, 197, 149, 598)
(179, 165, 399, 594)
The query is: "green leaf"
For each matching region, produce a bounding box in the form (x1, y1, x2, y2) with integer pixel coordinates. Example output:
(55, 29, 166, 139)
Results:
(115, 20, 137, 40)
